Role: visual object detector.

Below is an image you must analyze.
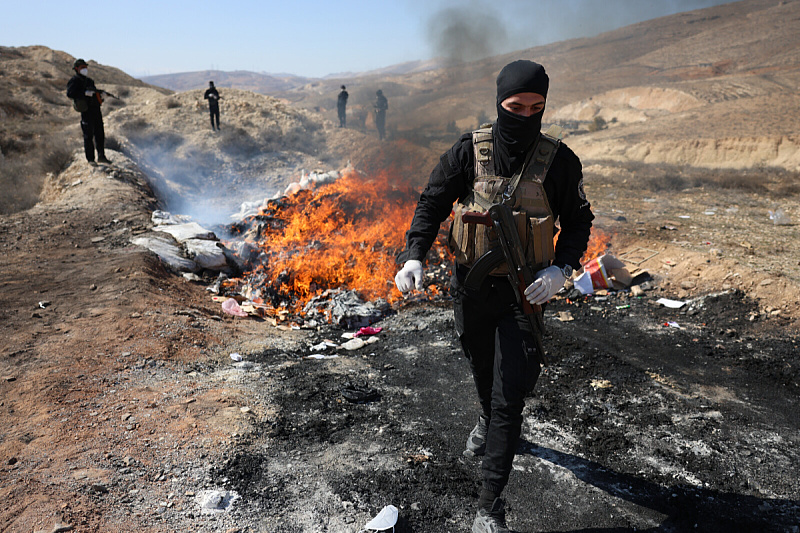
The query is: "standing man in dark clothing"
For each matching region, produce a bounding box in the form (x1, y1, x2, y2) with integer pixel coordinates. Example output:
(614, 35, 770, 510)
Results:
(337, 85, 348, 128)
(374, 89, 388, 140)
(66, 58, 110, 166)
(394, 60, 594, 533)
(204, 81, 221, 131)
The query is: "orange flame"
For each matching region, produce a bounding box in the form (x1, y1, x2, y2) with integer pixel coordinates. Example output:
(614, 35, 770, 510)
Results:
(226, 167, 442, 314)
(582, 227, 612, 263)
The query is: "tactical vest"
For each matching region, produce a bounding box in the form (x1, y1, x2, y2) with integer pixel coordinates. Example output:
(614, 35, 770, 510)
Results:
(449, 125, 562, 275)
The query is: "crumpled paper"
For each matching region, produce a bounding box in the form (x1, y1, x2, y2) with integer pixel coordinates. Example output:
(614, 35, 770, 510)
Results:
(221, 298, 248, 317)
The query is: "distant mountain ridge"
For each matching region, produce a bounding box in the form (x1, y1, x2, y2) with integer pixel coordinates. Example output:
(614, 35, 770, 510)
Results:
(141, 58, 448, 93)
(141, 70, 311, 93)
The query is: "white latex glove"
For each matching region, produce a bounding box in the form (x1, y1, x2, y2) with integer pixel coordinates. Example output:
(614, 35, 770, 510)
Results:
(84, 90, 95, 97)
(394, 260, 424, 293)
(523, 265, 566, 305)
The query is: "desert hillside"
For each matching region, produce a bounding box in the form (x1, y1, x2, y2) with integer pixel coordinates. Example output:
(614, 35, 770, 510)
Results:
(267, 0, 800, 170)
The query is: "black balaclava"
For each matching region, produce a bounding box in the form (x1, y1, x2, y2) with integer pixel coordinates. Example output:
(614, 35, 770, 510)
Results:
(494, 60, 549, 175)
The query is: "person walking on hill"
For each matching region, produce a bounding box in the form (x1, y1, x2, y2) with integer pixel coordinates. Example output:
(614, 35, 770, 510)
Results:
(66, 58, 111, 166)
(394, 59, 594, 532)
(337, 85, 349, 128)
(374, 89, 388, 140)
(204, 81, 221, 131)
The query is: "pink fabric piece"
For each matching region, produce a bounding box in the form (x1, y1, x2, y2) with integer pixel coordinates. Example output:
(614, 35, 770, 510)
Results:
(354, 326, 383, 337)
(222, 298, 248, 317)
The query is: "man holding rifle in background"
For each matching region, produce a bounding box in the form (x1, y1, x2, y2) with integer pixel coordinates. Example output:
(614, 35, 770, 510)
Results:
(394, 59, 594, 533)
(67, 58, 115, 166)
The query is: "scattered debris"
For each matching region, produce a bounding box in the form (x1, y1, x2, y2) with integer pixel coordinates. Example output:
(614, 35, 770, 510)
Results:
(618, 247, 659, 265)
(33, 522, 73, 533)
(769, 208, 792, 225)
(557, 311, 575, 322)
(574, 254, 634, 295)
(341, 383, 380, 403)
(195, 490, 240, 514)
(354, 326, 383, 337)
(657, 298, 687, 309)
(221, 298, 248, 317)
(590, 379, 613, 390)
(362, 504, 398, 532)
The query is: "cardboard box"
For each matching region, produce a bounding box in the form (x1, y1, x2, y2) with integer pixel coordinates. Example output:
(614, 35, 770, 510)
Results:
(574, 254, 633, 295)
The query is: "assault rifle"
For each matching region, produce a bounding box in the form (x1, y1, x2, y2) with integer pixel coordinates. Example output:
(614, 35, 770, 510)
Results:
(98, 89, 119, 100)
(461, 203, 549, 365)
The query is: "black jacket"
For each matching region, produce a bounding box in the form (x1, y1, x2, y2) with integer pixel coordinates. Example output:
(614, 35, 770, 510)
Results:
(204, 87, 220, 107)
(337, 90, 348, 108)
(66, 74, 101, 112)
(374, 94, 388, 113)
(399, 127, 594, 271)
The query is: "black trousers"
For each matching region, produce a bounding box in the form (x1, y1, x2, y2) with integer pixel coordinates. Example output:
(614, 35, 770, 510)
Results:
(80, 109, 105, 162)
(375, 111, 386, 140)
(338, 105, 346, 127)
(209, 105, 220, 129)
(452, 274, 542, 494)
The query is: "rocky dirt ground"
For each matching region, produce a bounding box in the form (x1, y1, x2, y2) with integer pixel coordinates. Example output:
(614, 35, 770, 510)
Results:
(1, 142, 798, 533)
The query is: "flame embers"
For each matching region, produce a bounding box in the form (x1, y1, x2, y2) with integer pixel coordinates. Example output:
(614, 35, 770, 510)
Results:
(223, 168, 451, 319)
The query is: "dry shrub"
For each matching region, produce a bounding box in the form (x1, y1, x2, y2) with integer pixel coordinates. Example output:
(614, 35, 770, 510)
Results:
(105, 135, 122, 151)
(642, 174, 703, 192)
(219, 127, 260, 158)
(709, 173, 767, 192)
(164, 98, 181, 109)
(39, 136, 74, 176)
(120, 117, 149, 134)
(0, 157, 46, 214)
(776, 182, 800, 197)
(0, 98, 35, 117)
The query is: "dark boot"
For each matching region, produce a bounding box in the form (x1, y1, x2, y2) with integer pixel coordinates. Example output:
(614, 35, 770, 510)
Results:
(464, 414, 489, 457)
(472, 498, 511, 533)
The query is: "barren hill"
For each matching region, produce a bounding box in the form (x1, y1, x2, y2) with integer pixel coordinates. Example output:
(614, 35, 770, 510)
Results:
(277, 0, 800, 170)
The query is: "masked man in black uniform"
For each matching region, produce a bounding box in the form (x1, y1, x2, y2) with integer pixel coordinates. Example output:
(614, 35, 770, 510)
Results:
(374, 89, 388, 140)
(204, 81, 221, 131)
(337, 85, 348, 128)
(66, 59, 110, 165)
(394, 60, 594, 533)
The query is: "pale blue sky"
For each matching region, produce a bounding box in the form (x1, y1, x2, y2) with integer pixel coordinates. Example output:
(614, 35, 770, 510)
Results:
(4, 0, 737, 78)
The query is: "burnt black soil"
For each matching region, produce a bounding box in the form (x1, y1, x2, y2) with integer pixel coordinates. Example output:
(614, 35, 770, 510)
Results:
(210, 289, 798, 532)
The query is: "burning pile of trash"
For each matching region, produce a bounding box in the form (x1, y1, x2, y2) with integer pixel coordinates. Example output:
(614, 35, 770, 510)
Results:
(132, 165, 624, 329)
(218, 167, 453, 328)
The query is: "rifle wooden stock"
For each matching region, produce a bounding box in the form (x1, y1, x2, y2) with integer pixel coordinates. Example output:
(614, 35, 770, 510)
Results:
(461, 204, 549, 365)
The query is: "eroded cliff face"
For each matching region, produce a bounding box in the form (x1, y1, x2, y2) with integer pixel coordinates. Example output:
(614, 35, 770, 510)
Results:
(569, 135, 800, 170)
